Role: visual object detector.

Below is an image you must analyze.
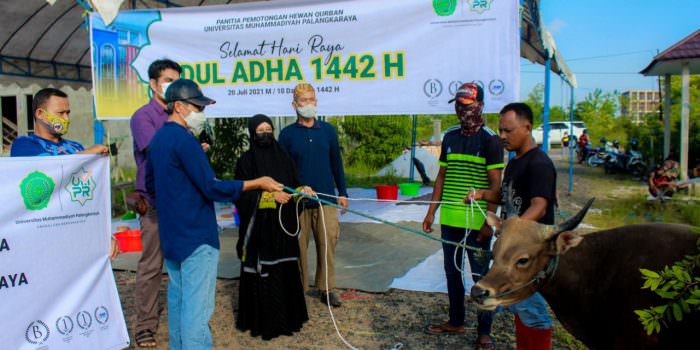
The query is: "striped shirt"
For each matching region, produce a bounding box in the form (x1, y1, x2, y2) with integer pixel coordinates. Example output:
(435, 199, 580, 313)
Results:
(439, 127, 504, 229)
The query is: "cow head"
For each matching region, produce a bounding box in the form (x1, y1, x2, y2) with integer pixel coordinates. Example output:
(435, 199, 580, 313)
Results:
(470, 194, 595, 310)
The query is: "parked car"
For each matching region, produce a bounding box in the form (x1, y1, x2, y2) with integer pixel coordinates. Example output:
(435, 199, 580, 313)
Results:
(532, 121, 586, 145)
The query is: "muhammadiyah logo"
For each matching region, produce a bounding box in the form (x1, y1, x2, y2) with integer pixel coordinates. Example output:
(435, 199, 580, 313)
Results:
(19, 171, 55, 211)
(433, 0, 457, 16)
(65, 167, 96, 206)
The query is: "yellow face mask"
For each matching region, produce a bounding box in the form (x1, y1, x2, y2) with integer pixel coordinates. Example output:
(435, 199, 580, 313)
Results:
(39, 109, 70, 136)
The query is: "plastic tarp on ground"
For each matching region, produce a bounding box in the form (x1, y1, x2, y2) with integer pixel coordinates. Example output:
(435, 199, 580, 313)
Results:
(112, 187, 477, 292)
(113, 222, 445, 292)
(375, 148, 440, 182)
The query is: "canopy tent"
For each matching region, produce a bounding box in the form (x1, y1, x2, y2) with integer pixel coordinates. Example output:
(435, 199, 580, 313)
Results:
(641, 29, 700, 181)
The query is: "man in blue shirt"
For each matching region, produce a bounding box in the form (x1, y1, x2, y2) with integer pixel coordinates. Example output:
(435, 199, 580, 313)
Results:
(279, 83, 348, 308)
(147, 79, 281, 350)
(11, 88, 108, 157)
(11, 88, 116, 259)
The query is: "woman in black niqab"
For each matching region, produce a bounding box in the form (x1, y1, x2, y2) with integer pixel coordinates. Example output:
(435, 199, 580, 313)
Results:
(234, 114, 309, 340)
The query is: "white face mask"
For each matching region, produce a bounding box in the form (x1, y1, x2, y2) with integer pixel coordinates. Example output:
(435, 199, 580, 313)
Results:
(159, 82, 173, 99)
(296, 104, 317, 119)
(182, 108, 206, 136)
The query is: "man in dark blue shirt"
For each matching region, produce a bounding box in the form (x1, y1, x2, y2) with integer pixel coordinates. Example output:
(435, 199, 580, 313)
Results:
(11, 88, 108, 157)
(279, 83, 348, 307)
(147, 79, 281, 349)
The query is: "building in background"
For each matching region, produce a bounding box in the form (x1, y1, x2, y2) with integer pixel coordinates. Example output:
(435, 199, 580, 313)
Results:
(620, 89, 660, 123)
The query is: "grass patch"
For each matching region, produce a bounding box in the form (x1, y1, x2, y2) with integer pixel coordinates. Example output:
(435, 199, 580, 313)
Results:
(585, 195, 700, 229)
(553, 322, 587, 350)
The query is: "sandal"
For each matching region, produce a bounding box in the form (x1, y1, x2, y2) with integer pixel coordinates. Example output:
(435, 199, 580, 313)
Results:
(475, 337, 496, 350)
(135, 329, 157, 348)
(423, 321, 465, 335)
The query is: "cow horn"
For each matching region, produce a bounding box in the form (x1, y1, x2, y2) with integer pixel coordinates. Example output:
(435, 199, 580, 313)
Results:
(503, 182, 519, 219)
(545, 198, 595, 240)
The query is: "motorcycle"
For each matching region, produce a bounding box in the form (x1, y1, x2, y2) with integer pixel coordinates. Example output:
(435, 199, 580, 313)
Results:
(603, 147, 647, 177)
(603, 148, 626, 174)
(586, 146, 607, 167)
(578, 144, 595, 164)
(626, 149, 647, 177)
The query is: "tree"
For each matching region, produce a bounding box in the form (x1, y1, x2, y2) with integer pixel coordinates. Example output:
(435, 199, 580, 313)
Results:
(574, 88, 621, 143)
(525, 83, 544, 125)
(330, 115, 411, 172)
(208, 118, 248, 179)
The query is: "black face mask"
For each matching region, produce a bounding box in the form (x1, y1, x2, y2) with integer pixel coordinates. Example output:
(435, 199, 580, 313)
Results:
(254, 132, 274, 147)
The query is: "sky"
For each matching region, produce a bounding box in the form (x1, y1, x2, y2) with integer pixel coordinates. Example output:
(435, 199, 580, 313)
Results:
(520, 0, 700, 106)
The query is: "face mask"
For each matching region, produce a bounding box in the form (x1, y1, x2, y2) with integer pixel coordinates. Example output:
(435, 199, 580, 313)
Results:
(38, 109, 70, 136)
(159, 82, 172, 99)
(296, 104, 317, 119)
(254, 132, 274, 147)
(456, 103, 483, 136)
(181, 106, 206, 136)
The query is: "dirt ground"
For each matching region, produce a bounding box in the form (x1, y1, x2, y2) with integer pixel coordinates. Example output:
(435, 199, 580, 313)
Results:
(116, 271, 576, 350)
(115, 157, 635, 350)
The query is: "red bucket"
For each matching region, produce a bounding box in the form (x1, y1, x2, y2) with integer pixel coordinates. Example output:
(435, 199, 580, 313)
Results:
(114, 229, 142, 252)
(375, 185, 399, 200)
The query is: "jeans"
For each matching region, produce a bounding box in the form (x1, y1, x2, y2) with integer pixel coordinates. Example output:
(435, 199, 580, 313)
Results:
(506, 292, 552, 329)
(165, 244, 219, 350)
(441, 225, 494, 336)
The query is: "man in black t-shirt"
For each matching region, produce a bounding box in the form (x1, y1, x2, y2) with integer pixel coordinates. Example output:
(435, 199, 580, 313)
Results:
(499, 103, 556, 224)
(470, 102, 556, 349)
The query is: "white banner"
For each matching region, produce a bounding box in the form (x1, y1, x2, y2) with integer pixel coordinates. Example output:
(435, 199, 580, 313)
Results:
(0, 156, 129, 350)
(90, 0, 519, 119)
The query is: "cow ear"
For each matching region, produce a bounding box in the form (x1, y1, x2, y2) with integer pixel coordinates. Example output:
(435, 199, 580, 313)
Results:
(555, 231, 583, 255)
(486, 211, 501, 232)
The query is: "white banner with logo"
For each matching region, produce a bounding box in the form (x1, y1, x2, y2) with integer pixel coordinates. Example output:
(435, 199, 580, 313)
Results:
(0, 156, 129, 350)
(91, 0, 519, 119)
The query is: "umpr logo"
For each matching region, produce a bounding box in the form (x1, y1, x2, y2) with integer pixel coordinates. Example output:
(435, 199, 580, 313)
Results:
(433, 0, 457, 16)
(468, 0, 494, 14)
(65, 167, 96, 206)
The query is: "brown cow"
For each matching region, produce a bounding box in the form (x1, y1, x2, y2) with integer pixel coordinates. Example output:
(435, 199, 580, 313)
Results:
(470, 200, 699, 349)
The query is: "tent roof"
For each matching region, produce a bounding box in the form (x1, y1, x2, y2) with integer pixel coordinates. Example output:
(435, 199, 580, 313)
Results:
(641, 29, 700, 76)
(520, 0, 576, 87)
(1, 0, 576, 88)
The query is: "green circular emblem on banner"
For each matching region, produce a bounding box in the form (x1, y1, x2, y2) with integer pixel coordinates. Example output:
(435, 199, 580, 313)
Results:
(19, 171, 55, 211)
(433, 0, 457, 16)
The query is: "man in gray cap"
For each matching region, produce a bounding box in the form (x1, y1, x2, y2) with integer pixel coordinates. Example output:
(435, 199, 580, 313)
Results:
(146, 79, 282, 349)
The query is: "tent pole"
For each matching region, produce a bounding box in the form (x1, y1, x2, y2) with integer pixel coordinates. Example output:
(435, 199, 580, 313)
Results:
(409, 114, 417, 182)
(663, 74, 671, 159)
(568, 84, 574, 194)
(92, 98, 104, 145)
(543, 56, 551, 153)
(680, 63, 689, 181)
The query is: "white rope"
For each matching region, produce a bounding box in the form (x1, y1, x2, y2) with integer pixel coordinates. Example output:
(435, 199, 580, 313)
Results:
(318, 200, 360, 350)
(454, 189, 489, 283)
(280, 187, 491, 349)
(278, 198, 302, 237)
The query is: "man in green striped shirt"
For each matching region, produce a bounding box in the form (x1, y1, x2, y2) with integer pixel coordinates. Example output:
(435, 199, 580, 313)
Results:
(423, 83, 503, 350)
